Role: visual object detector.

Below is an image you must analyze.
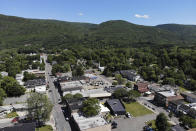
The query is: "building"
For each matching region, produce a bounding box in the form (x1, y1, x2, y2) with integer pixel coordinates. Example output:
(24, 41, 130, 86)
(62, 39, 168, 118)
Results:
(16, 73, 24, 86)
(154, 90, 184, 107)
(181, 92, 196, 103)
(0, 122, 36, 131)
(99, 103, 110, 116)
(168, 100, 184, 114)
(105, 99, 126, 115)
(60, 81, 83, 94)
(98, 63, 105, 72)
(178, 104, 191, 115)
(35, 85, 46, 94)
(72, 112, 111, 131)
(63, 88, 111, 99)
(0, 71, 8, 77)
(134, 82, 149, 94)
(117, 70, 140, 82)
(66, 99, 84, 116)
(25, 69, 45, 77)
(24, 78, 46, 88)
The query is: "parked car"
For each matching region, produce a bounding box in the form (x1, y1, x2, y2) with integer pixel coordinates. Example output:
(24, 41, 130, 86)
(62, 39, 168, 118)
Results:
(111, 121, 118, 129)
(126, 112, 131, 118)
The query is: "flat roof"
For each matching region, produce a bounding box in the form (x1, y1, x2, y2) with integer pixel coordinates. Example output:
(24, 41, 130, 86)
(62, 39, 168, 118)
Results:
(72, 113, 108, 130)
(158, 91, 176, 97)
(60, 81, 82, 90)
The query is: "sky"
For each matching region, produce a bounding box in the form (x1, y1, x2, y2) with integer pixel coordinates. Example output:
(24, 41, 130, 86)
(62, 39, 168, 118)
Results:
(0, 0, 196, 26)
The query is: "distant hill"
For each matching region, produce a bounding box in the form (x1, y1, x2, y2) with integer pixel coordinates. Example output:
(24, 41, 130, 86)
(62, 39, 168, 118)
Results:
(0, 14, 196, 49)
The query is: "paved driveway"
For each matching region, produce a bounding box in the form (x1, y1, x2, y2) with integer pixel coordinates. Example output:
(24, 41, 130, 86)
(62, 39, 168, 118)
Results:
(112, 114, 157, 131)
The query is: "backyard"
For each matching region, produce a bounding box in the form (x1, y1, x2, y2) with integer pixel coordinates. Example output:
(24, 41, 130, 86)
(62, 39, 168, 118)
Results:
(124, 102, 153, 117)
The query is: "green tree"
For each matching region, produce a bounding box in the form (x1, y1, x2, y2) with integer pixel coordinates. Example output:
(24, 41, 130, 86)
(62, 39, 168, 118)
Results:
(23, 71, 36, 82)
(127, 90, 140, 101)
(63, 93, 73, 100)
(27, 93, 53, 126)
(82, 98, 100, 117)
(126, 82, 133, 88)
(155, 113, 170, 131)
(115, 74, 126, 85)
(72, 65, 84, 77)
(73, 93, 83, 99)
(113, 88, 128, 99)
(1, 76, 26, 97)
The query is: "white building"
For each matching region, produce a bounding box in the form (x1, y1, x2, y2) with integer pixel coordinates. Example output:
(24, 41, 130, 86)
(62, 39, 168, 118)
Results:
(72, 112, 111, 131)
(35, 85, 46, 94)
(0, 71, 8, 77)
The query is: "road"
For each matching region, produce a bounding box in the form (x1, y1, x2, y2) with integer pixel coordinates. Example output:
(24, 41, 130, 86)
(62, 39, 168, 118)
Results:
(44, 54, 71, 131)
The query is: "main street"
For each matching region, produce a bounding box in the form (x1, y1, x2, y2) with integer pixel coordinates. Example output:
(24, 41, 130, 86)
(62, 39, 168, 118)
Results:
(44, 54, 71, 131)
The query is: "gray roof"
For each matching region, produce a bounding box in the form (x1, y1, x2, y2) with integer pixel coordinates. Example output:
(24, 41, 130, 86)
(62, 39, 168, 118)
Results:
(106, 99, 125, 112)
(24, 78, 46, 87)
(181, 92, 196, 99)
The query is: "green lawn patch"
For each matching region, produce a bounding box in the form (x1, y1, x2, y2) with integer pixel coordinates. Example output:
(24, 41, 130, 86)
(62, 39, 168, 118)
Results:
(36, 125, 53, 131)
(6, 111, 18, 118)
(123, 102, 153, 117)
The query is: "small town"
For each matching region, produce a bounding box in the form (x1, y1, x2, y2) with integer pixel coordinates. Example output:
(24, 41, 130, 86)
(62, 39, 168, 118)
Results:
(0, 50, 195, 131)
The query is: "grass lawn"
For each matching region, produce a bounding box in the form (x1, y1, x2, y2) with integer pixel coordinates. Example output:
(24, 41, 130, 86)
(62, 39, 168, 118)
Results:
(6, 112, 18, 118)
(36, 125, 53, 131)
(123, 102, 153, 117)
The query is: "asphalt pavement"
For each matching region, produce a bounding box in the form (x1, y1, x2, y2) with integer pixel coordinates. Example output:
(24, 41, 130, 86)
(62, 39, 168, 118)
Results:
(44, 54, 71, 131)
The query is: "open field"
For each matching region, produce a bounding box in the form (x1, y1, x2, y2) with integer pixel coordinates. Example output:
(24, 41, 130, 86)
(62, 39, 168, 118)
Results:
(124, 102, 153, 117)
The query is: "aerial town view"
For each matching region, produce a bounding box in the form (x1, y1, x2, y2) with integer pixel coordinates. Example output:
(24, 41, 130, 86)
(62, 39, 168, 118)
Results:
(0, 0, 196, 131)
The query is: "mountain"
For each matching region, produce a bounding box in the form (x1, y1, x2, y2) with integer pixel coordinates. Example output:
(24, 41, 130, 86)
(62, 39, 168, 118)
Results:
(0, 14, 196, 49)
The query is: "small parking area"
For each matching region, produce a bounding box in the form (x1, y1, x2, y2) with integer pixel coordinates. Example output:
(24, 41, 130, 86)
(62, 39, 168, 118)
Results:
(112, 114, 156, 131)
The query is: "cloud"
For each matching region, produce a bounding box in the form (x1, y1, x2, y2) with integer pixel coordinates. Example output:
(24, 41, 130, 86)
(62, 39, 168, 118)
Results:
(134, 14, 149, 19)
(78, 13, 84, 16)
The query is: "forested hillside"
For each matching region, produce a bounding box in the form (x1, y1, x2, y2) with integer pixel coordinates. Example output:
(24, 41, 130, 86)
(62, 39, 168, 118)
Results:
(0, 14, 196, 49)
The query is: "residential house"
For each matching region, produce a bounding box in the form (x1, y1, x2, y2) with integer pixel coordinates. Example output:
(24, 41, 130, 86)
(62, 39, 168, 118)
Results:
(181, 92, 196, 103)
(0, 71, 8, 77)
(72, 112, 111, 131)
(154, 90, 184, 107)
(134, 82, 149, 94)
(105, 99, 126, 115)
(118, 70, 140, 82)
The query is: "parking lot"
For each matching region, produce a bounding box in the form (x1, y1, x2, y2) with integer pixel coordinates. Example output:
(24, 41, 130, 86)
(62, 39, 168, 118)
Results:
(112, 114, 157, 131)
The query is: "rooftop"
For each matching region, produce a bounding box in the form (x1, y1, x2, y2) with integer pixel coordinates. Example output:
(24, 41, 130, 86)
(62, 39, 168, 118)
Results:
(158, 91, 176, 97)
(72, 113, 108, 130)
(60, 81, 82, 90)
(106, 99, 125, 112)
(181, 92, 196, 99)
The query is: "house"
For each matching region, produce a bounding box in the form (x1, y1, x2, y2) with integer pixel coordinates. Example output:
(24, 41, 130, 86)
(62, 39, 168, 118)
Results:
(72, 112, 111, 131)
(171, 125, 186, 131)
(118, 70, 140, 82)
(105, 99, 126, 115)
(0, 71, 8, 77)
(168, 100, 184, 114)
(134, 82, 149, 94)
(154, 90, 184, 107)
(0, 122, 36, 131)
(181, 92, 196, 103)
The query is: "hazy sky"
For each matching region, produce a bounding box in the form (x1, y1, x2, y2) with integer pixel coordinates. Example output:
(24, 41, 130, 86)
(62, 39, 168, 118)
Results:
(0, 0, 196, 25)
